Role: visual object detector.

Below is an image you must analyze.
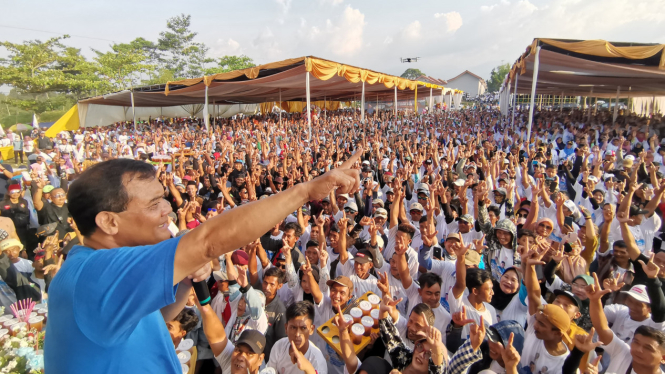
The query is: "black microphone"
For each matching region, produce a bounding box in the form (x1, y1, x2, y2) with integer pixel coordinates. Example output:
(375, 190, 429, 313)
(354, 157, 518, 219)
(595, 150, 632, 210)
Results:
(193, 281, 211, 306)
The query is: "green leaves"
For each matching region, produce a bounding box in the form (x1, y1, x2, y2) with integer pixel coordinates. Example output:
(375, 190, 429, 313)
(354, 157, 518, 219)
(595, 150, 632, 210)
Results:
(205, 55, 256, 75)
(93, 41, 156, 91)
(400, 68, 425, 80)
(486, 63, 510, 93)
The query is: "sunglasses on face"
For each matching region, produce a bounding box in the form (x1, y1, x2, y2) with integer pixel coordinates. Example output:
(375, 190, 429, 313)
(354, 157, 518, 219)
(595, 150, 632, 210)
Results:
(208, 208, 217, 212)
(53, 193, 66, 199)
(410, 210, 423, 215)
(538, 223, 553, 230)
(417, 196, 428, 200)
(344, 208, 357, 214)
(517, 213, 528, 218)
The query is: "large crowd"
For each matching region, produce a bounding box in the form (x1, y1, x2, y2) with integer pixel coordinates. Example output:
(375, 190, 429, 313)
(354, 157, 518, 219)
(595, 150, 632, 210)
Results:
(1, 104, 665, 374)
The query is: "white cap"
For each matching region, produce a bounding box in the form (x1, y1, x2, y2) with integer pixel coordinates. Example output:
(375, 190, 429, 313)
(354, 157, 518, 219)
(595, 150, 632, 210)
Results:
(622, 285, 650, 303)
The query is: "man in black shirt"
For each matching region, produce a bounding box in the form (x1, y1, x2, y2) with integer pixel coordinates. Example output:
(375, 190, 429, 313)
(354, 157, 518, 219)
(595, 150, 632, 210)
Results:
(32, 179, 73, 240)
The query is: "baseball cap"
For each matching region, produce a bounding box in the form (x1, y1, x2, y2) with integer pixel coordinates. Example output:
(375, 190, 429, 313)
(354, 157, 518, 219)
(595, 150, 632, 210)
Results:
(322, 196, 331, 203)
(362, 166, 372, 173)
(446, 233, 461, 242)
(231, 250, 250, 266)
(573, 275, 594, 285)
(235, 330, 266, 354)
(553, 289, 582, 310)
(493, 188, 507, 196)
(353, 249, 374, 264)
(385, 187, 394, 195)
(459, 214, 474, 224)
(326, 275, 354, 292)
(629, 205, 649, 217)
(373, 199, 384, 207)
(453, 179, 466, 187)
(374, 208, 388, 219)
(42, 185, 55, 193)
(541, 304, 572, 344)
(344, 201, 358, 213)
(622, 284, 650, 304)
(410, 202, 424, 212)
(337, 193, 350, 200)
(465, 250, 480, 266)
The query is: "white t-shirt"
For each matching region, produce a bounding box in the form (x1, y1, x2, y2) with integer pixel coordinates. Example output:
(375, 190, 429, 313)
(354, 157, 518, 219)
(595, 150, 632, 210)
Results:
(601, 331, 663, 374)
(430, 259, 457, 313)
(339, 257, 381, 297)
(609, 215, 662, 256)
(375, 262, 409, 316)
(520, 314, 569, 374)
(214, 339, 235, 374)
(447, 290, 497, 339)
(489, 247, 514, 281)
(268, 338, 328, 374)
(14, 258, 33, 274)
(604, 304, 665, 343)
(404, 282, 451, 345)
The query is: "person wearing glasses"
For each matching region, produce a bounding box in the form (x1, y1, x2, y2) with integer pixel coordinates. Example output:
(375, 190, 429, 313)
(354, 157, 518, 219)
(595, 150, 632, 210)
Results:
(32, 178, 73, 240)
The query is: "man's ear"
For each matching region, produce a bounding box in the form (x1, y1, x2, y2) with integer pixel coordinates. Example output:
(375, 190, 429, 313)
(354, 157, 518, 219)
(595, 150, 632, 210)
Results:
(95, 211, 121, 236)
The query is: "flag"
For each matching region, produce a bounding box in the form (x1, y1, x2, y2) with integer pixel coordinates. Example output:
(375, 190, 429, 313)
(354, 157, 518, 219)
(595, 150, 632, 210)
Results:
(32, 113, 38, 129)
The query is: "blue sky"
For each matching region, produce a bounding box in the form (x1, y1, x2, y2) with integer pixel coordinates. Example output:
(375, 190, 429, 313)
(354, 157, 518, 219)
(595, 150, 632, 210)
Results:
(1, 0, 664, 82)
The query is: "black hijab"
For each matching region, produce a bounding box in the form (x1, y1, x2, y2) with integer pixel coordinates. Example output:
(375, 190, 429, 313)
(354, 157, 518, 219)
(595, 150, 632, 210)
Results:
(490, 267, 522, 311)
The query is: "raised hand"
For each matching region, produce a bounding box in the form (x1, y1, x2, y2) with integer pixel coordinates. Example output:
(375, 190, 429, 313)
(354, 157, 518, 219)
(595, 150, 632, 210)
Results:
(602, 272, 626, 292)
(469, 315, 486, 351)
(452, 306, 475, 327)
(472, 234, 487, 253)
(359, 216, 372, 227)
(574, 327, 602, 353)
(290, 340, 316, 373)
(585, 355, 602, 374)
(379, 293, 402, 316)
(377, 271, 391, 297)
(639, 253, 661, 279)
(585, 273, 612, 301)
(501, 332, 520, 371)
(334, 309, 353, 332)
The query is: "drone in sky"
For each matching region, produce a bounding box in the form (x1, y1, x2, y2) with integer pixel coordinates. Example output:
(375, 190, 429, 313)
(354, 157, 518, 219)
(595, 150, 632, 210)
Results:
(400, 57, 420, 63)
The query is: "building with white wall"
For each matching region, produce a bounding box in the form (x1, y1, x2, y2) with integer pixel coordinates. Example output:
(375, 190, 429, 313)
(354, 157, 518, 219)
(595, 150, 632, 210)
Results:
(446, 70, 487, 97)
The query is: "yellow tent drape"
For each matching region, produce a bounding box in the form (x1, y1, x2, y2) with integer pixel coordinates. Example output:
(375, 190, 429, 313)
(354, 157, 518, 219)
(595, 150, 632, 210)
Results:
(46, 104, 79, 138)
(538, 38, 665, 69)
(304, 57, 441, 91)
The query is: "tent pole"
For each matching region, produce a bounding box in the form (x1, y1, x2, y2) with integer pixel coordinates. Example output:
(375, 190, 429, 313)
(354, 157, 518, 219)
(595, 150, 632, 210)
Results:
(429, 87, 433, 113)
(628, 86, 632, 113)
(306, 72, 311, 141)
(613, 86, 621, 124)
(204, 84, 210, 132)
(361, 81, 365, 123)
(279, 88, 282, 126)
(588, 87, 593, 123)
(526, 46, 541, 144)
(511, 73, 519, 130)
(560, 91, 564, 114)
(414, 86, 418, 113)
(130, 90, 137, 133)
(394, 86, 397, 117)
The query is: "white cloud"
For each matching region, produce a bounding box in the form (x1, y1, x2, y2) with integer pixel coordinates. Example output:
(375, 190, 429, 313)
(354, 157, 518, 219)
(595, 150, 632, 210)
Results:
(481, 4, 497, 11)
(434, 11, 463, 32)
(274, 0, 292, 13)
(501, 0, 511, 4)
(384, 36, 393, 44)
(402, 21, 422, 38)
(319, 0, 343, 5)
(328, 6, 366, 56)
(212, 38, 242, 57)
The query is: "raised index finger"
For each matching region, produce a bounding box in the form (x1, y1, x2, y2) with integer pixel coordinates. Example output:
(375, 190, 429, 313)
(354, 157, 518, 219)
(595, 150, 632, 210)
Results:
(339, 148, 364, 169)
(506, 332, 514, 348)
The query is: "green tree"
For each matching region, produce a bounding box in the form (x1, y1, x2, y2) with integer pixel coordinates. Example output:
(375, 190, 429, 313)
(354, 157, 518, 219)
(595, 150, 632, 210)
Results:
(0, 35, 99, 117)
(486, 63, 510, 92)
(93, 42, 155, 91)
(157, 14, 212, 79)
(205, 55, 255, 75)
(400, 68, 425, 80)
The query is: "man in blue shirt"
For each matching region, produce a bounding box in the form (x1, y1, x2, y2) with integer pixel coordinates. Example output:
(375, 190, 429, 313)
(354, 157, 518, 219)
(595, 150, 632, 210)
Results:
(45, 153, 361, 373)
